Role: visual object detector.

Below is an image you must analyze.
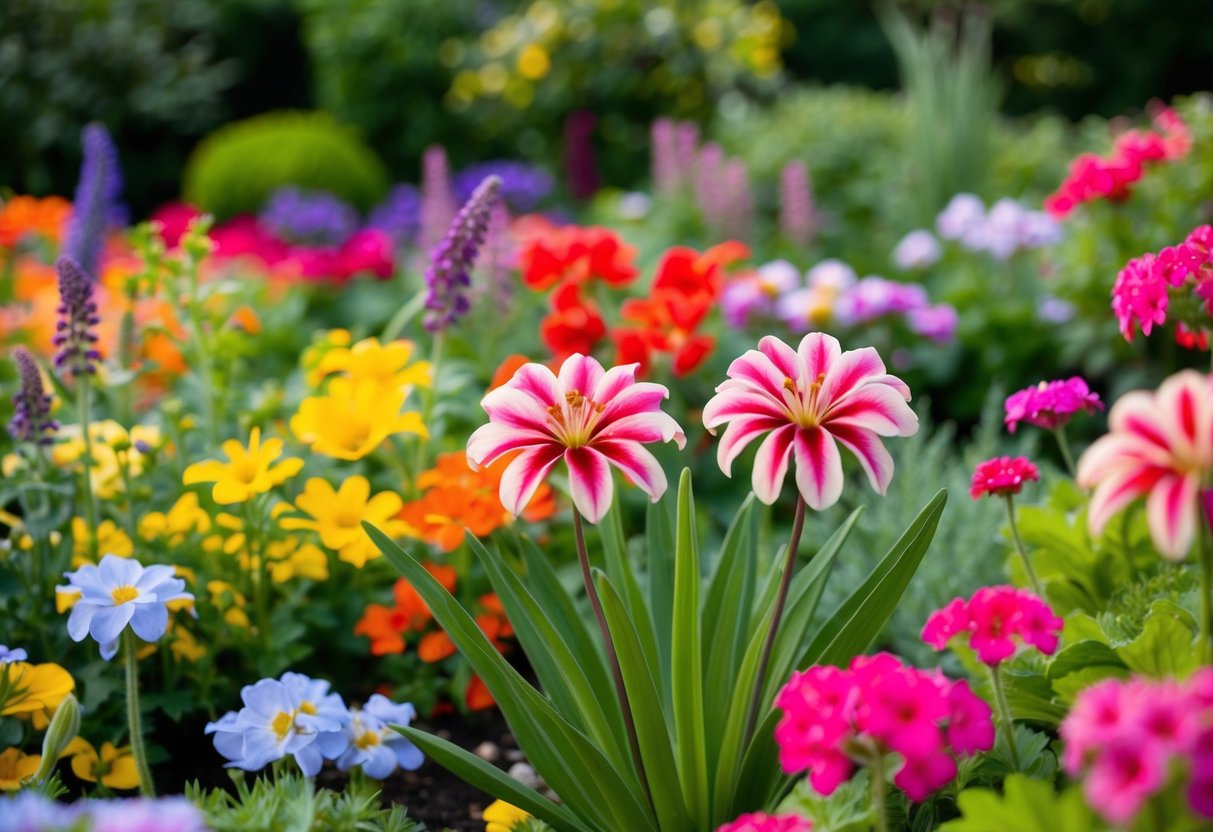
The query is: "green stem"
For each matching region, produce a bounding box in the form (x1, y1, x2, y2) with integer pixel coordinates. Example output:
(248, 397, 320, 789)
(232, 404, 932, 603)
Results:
(870, 752, 888, 832)
(123, 629, 155, 796)
(1052, 426, 1076, 479)
(989, 663, 1021, 771)
(1004, 495, 1043, 597)
(743, 495, 807, 743)
(1198, 499, 1212, 665)
(77, 375, 99, 561)
(410, 332, 445, 483)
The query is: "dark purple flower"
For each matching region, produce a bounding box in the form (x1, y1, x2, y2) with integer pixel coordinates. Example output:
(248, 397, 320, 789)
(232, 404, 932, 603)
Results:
(260, 187, 359, 246)
(423, 176, 501, 332)
(52, 256, 102, 377)
(8, 347, 57, 445)
(454, 161, 553, 213)
(563, 110, 600, 201)
(63, 123, 126, 281)
(367, 184, 422, 245)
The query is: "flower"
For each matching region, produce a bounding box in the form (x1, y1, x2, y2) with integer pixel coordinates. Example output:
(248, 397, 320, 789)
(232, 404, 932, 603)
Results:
(291, 377, 427, 461)
(63, 123, 125, 279)
(922, 586, 1063, 664)
(1077, 371, 1213, 559)
(138, 493, 212, 545)
(71, 517, 133, 566)
(892, 230, 941, 270)
(424, 175, 501, 331)
(53, 421, 161, 499)
(66, 739, 139, 790)
(354, 564, 458, 655)
(466, 353, 686, 522)
(454, 161, 553, 213)
(484, 799, 533, 832)
(333, 695, 424, 778)
(0, 195, 72, 248)
(779, 160, 816, 248)
(0, 662, 75, 718)
(58, 554, 194, 660)
(281, 476, 411, 567)
(906, 305, 958, 343)
(1005, 377, 1103, 432)
(52, 256, 102, 377)
(721, 260, 801, 328)
(702, 333, 918, 508)
(420, 144, 457, 252)
(1112, 253, 1168, 341)
(969, 456, 1039, 500)
(88, 796, 209, 832)
(260, 187, 359, 247)
(0, 646, 28, 664)
(716, 813, 812, 832)
(311, 337, 432, 392)
(936, 194, 985, 240)
(367, 183, 422, 245)
(8, 347, 57, 445)
(0, 748, 40, 791)
(183, 427, 303, 504)
(540, 283, 607, 361)
(520, 224, 638, 291)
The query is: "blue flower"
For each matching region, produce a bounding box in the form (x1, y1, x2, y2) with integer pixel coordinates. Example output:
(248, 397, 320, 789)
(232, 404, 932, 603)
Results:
(58, 555, 192, 660)
(0, 645, 28, 664)
(335, 694, 424, 779)
(454, 160, 553, 213)
(260, 187, 359, 247)
(0, 791, 82, 832)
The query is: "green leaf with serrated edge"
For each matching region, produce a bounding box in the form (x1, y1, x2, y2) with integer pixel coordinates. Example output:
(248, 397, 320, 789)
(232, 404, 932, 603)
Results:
(1046, 639, 1127, 681)
(596, 571, 695, 832)
(1115, 600, 1199, 678)
(365, 524, 654, 832)
(939, 775, 1101, 832)
(396, 727, 588, 832)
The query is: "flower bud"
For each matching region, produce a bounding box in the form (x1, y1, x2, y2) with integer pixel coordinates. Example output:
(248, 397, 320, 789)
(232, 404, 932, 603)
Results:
(33, 694, 80, 782)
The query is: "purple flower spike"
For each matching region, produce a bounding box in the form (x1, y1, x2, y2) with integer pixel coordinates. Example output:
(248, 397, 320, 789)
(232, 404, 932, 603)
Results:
(423, 176, 501, 332)
(52, 256, 102, 378)
(779, 160, 816, 247)
(63, 123, 126, 281)
(8, 347, 57, 445)
(420, 145, 457, 252)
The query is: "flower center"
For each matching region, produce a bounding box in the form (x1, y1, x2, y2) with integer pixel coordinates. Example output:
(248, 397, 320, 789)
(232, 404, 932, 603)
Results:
(271, 710, 295, 740)
(110, 586, 139, 605)
(299, 701, 317, 716)
(781, 372, 828, 428)
(354, 730, 382, 750)
(546, 389, 606, 447)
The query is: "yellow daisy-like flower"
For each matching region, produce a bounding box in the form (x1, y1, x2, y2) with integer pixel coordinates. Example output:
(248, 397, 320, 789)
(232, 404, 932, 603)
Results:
(313, 337, 433, 391)
(53, 421, 161, 499)
(65, 739, 139, 790)
(70, 517, 133, 567)
(483, 799, 532, 832)
(301, 328, 353, 387)
(264, 538, 329, 584)
(167, 622, 207, 663)
(138, 492, 212, 544)
(281, 476, 411, 568)
(0, 747, 40, 790)
(183, 427, 304, 504)
(207, 580, 251, 629)
(291, 378, 427, 461)
(0, 662, 75, 719)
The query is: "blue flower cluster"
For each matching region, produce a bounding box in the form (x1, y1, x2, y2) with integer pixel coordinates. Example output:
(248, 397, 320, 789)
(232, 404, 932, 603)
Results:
(453, 160, 553, 213)
(260, 187, 360, 247)
(0, 793, 206, 832)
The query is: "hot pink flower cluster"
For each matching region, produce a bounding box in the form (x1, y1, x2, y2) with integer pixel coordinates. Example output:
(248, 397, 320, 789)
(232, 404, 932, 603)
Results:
(969, 456, 1039, 500)
(1004, 377, 1102, 433)
(1044, 105, 1190, 218)
(1113, 224, 1213, 347)
(922, 586, 1062, 665)
(775, 653, 994, 802)
(1061, 671, 1213, 825)
(715, 813, 812, 832)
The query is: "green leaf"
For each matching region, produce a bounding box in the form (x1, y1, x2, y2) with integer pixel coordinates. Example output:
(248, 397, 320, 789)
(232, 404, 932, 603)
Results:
(1046, 639, 1128, 682)
(599, 501, 664, 694)
(646, 495, 677, 696)
(1115, 600, 1199, 677)
(940, 775, 1101, 832)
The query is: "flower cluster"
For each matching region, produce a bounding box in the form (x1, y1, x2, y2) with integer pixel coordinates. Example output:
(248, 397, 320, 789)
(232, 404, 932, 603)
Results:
(52, 256, 102, 377)
(716, 812, 812, 832)
(969, 456, 1039, 500)
(259, 186, 360, 246)
(423, 175, 501, 331)
(282, 476, 410, 568)
(1060, 671, 1213, 825)
(0, 793, 208, 832)
(206, 671, 423, 778)
(366, 183, 422, 245)
(1045, 105, 1190, 218)
(453, 160, 552, 213)
(1112, 224, 1213, 346)
(184, 427, 303, 505)
(775, 653, 994, 801)
(0, 195, 72, 248)
(8, 347, 57, 445)
(1004, 377, 1103, 432)
(934, 194, 1061, 259)
(63, 123, 126, 280)
(922, 586, 1063, 664)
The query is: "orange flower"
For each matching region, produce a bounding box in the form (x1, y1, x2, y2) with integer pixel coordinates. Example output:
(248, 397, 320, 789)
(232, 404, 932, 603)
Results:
(465, 674, 495, 711)
(0, 196, 72, 248)
(353, 564, 457, 655)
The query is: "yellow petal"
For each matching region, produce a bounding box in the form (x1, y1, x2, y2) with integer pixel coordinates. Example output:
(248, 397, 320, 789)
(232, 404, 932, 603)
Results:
(183, 459, 228, 486)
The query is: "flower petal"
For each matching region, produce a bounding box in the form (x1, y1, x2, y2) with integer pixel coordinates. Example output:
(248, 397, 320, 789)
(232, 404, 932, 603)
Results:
(716, 414, 785, 477)
(88, 603, 136, 646)
(591, 363, 641, 403)
(1086, 465, 1166, 536)
(796, 332, 842, 381)
(758, 334, 803, 380)
(505, 362, 563, 408)
(466, 423, 549, 468)
(723, 349, 787, 401)
(701, 387, 786, 430)
(819, 346, 889, 405)
(557, 353, 606, 397)
(829, 423, 895, 495)
(751, 424, 797, 505)
(597, 381, 672, 424)
(565, 446, 615, 522)
(498, 444, 565, 518)
(594, 439, 668, 502)
(480, 387, 558, 434)
(593, 411, 686, 448)
(129, 603, 169, 643)
(793, 426, 844, 510)
(1145, 472, 1200, 560)
(826, 384, 919, 436)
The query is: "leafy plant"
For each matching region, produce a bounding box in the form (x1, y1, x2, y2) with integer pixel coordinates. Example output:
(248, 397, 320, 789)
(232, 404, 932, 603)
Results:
(367, 470, 946, 831)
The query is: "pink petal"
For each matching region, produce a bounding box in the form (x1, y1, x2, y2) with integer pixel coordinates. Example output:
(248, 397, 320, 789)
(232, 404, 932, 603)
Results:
(825, 384, 919, 436)
(594, 439, 668, 502)
(1087, 465, 1166, 537)
(758, 334, 802, 380)
(506, 362, 564, 408)
(498, 443, 565, 517)
(716, 415, 786, 476)
(725, 349, 789, 401)
(751, 424, 797, 505)
(796, 332, 842, 381)
(828, 423, 894, 495)
(466, 423, 549, 468)
(591, 363, 641, 403)
(1145, 472, 1200, 560)
(598, 381, 671, 423)
(481, 386, 558, 433)
(1077, 433, 1163, 485)
(702, 387, 786, 430)
(558, 353, 606, 397)
(793, 426, 844, 510)
(593, 411, 686, 448)
(819, 346, 888, 405)
(565, 446, 615, 523)
(1107, 390, 1171, 451)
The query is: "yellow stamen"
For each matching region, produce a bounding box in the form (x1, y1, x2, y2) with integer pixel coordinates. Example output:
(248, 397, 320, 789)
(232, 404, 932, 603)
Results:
(354, 730, 382, 750)
(110, 586, 139, 605)
(271, 711, 294, 740)
(299, 701, 317, 716)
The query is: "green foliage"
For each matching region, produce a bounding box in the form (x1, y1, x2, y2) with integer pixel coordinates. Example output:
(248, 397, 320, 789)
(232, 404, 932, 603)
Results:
(939, 774, 1101, 832)
(182, 111, 388, 220)
(778, 773, 873, 832)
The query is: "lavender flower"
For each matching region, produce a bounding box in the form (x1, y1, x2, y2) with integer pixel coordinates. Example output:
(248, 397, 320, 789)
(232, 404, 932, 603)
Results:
(260, 187, 359, 246)
(907, 304, 959, 342)
(8, 347, 57, 445)
(367, 184, 423, 246)
(63, 123, 126, 281)
(420, 145, 457, 253)
(480, 201, 515, 306)
(0, 644, 28, 663)
(722, 158, 754, 243)
(651, 118, 680, 196)
(779, 161, 816, 247)
(52, 256, 101, 377)
(696, 142, 726, 233)
(936, 193, 985, 241)
(675, 121, 700, 184)
(892, 229, 942, 270)
(454, 161, 553, 213)
(423, 176, 501, 331)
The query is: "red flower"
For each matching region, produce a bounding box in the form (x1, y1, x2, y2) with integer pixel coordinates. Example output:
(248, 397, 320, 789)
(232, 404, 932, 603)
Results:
(540, 283, 606, 361)
(520, 224, 637, 290)
(969, 456, 1040, 500)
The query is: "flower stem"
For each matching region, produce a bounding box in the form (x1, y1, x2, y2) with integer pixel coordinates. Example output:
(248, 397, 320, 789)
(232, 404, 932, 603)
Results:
(1198, 500, 1213, 665)
(989, 663, 1020, 771)
(572, 511, 650, 805)
(77, 375, 99, 561)
(744, 495, 807, 743)
(411, 331, 445, 487)
(870, 752, 888, 832)
(123, 629, 155, 796)
(1052, 426, 1076, 478)
(1004, 495, 1043, 597)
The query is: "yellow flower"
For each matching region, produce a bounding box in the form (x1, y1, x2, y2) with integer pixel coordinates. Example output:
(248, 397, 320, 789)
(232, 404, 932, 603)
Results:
(281, 476, 410, 568)
(291, 378, 427, 461)
(66, 739, 139, 790)
(0, 747, 40, 790)
(516, 43, 550, 80)
(71, 517, 133, 567)
(53, 421, 161, 499)
(313, 337, 432, 391)
(264, 538, 329, 584)
(183, 427, 304, 504)
(167, 622, 207, 663)
(301, 328, 353, 386)
(139, 492, 212, 544)
(1, 661, 75, 726)
(207, 580, 251, 629)
(484, 799, 532, 832)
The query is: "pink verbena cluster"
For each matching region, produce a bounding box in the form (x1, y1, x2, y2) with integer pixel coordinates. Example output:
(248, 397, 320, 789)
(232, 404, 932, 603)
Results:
(715, 812, 812, 832)
(922, 586, 1062, 665)
(1044, 105, 1190, 218)
(1061, 671, 1213, 825)
(1113, 224, 1213, 347)
(969, 456, 1039, 500)
(1004, 377, 1102, 433)
(774, 653, 994, 802)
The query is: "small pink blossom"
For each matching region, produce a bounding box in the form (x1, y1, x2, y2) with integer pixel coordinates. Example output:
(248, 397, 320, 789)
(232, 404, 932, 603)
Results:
(1004, 377, 1103, 433)
(922, 586, 1062, 665)
(1112, 253, 1168, 340)
(1084, 738, 1168, 826)
(715, 813, 813, 832)
(969, 456, 1039, 500)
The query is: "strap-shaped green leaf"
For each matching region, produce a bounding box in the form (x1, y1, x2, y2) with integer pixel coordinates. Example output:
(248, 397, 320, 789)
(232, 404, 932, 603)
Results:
(646, 495, 677, 697)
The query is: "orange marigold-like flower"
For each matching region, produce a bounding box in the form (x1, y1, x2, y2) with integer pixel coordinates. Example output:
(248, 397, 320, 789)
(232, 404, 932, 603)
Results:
(353, 564, 457, 656)
(0, 196, 72, 248)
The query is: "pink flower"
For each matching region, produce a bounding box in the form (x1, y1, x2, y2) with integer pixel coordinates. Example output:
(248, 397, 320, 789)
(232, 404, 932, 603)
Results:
(922, 586, 1062, 665)
(921, 597, 968, 649)
(334, 228, 394, 281)
(1060, 678, 1136, 774)
(893, 750, 957, 803)
(945, 680, 996, 754)
(149, 202, 203, 249)
(1112, 253, 1169, 340)
(1083, 738, 1168, 826)
(969, 456, 1039, 500)
(715, 813, 813, 832)
(702, 333, 917, 509)
(1077, 370, 1213, 559)
(1004, 377, 1103, 432)
(466, 353, 685, 523)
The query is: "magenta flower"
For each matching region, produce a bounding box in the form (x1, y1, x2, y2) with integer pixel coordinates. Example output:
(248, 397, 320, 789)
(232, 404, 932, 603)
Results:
(702, 333, 918, 509)
(922, 586, 1063, 665)
(467, 354, 685, 523)
(1077, 370, 1213, 560)
(1004, 377, 1103, 433)
(969, 456, 1039, 500)
(716, 813, 812, 832)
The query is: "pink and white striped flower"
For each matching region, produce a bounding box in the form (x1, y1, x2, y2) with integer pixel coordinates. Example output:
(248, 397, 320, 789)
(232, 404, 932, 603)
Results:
(466, 353, 685, 523)
(702, 333, 918, 509)
(1077, 370, 1213, 560)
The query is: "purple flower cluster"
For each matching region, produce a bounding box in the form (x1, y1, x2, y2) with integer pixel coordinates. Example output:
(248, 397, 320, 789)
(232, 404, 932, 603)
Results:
(260, 187, 359, 247)
(8, 347, 57, 445)
(454, 160, 553, 213)
(63, 123, 126, 281)
(892, 229, 942, 270)
(52, 256, 101, 377)
(420, 145, 457, 252)
(779, 160, 816, 248)
(936, 193, 1062, 260)
(423, 175, 501, 332)
(0, 793, 207, 832)
(367, 184, 422, 245)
